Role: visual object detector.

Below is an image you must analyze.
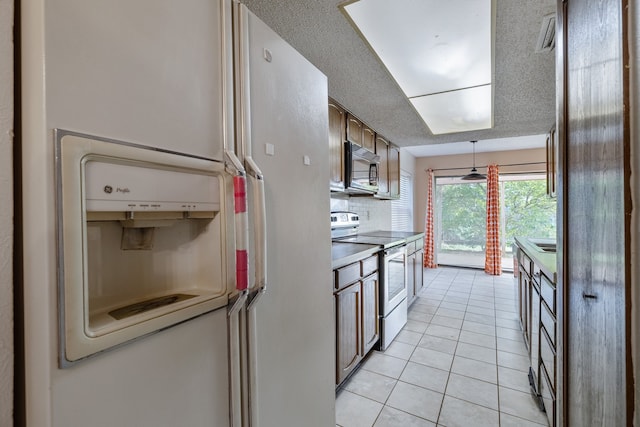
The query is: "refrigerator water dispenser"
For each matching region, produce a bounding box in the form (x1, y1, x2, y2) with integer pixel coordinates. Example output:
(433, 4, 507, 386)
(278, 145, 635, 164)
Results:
(56, 131, 233, 364)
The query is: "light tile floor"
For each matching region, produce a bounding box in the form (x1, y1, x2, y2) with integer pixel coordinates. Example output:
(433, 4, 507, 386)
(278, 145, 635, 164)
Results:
(336, 267, 549, 427)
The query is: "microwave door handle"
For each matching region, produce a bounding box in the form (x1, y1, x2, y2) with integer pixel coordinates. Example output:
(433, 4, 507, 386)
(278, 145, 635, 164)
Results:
(245, 156, 267, 301)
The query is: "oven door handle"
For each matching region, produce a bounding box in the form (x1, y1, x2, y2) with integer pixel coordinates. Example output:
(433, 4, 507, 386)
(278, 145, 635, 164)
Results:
(384, 245, 406, 258)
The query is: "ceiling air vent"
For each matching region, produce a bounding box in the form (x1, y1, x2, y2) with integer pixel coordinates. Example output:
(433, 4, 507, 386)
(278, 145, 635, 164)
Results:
(535, 13, 556, 53)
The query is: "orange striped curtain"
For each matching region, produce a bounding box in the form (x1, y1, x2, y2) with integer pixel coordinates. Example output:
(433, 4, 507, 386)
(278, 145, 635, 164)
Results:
(423, 169, 437, 268)
(484, 164, 502, 275)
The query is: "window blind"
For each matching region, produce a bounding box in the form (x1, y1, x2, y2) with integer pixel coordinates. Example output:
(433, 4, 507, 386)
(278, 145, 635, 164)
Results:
(392, 171, 413, 231)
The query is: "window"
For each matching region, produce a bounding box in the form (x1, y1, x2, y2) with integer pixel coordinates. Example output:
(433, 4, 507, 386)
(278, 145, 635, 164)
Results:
(435, 173, 555, 270)
(392, 170, 413, 231)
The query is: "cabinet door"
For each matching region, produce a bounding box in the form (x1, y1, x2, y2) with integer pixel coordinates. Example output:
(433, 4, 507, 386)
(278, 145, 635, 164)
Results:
(361, 273, 379, 354)
(335, 282, 362, 385)
(375, 135, 389, 197)
(406, 252, 416, 305)
(414, 248, 424, 295)
(530, 282, 541, 392)
(328, 101, 345, 192)
(346, 114, 363, 147)
(518, 266, 529, 341)
(362, 125, 375, 152)
(388, 144, 400, 199)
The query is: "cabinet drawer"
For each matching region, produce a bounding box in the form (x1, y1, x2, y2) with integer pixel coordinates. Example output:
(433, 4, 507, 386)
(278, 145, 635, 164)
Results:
(406, 240, 417, 254)
(335, 262, 361, 290)
(361, 255, 378, 278)
(540, 326, 556, 389)
(540, 300, 556, 346)
(518, 249, 532, 275)
(539, 273, 556, 312)
(540, 367, 556, 427)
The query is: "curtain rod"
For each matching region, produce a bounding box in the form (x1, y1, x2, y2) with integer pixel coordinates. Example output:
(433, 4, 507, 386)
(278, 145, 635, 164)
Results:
(425, 161, 545, 172)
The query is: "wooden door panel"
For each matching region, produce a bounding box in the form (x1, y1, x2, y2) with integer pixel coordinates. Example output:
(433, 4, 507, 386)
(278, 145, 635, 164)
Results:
(328, 101, 345, 191)
(336, 283, 361, 384)
(361, 274, 379, 354)
(563, 0, 629, 424)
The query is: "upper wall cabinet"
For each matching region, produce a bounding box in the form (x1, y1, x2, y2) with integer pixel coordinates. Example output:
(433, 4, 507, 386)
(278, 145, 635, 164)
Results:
(346, 113, 375, 153)
(329, 98, 400, 199)
(375, 135, 389, 197)
(374, 134, 400, 200)
(346, 113, 363, 147)
(362, 125, 376, 153)
(329, 101, 346, 192)
(388, 144, 400, 199)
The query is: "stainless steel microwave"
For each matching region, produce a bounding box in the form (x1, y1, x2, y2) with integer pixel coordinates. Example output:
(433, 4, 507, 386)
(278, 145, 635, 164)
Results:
(344, 142, 380, 194)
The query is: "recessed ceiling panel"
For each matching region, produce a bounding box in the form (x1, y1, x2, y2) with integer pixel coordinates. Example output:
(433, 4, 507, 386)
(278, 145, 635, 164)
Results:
(343, 0, 492, 97)
(410, 85, 493, 134)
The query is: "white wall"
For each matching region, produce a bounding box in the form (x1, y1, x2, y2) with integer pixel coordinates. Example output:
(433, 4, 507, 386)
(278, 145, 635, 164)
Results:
(0, 0, 14, 425)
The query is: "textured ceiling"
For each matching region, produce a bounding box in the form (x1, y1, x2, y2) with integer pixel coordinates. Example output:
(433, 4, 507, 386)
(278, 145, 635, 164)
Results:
(240, 0, 556, 149)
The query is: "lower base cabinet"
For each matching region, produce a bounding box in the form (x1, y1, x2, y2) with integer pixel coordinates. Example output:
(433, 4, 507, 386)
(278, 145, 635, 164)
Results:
(335, 282, 361, 385)
(334, 255, 380, 386)
(361, 273, 380, 355)
(515, 240, 557, 426)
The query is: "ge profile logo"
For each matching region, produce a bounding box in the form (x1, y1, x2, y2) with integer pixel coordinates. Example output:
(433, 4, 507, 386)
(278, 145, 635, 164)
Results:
(104, 185, 113, 194)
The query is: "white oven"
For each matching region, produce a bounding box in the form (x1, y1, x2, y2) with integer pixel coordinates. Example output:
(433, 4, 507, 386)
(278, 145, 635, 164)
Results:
(379, 244, 408, 350)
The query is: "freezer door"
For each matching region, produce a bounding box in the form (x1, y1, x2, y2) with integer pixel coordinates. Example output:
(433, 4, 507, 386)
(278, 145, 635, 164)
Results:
(234, 3, 335, 426)
(44, 0, 233, 160)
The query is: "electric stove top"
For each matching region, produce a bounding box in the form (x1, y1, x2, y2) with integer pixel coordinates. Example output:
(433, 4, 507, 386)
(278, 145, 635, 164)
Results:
(332, 234, 405, 249)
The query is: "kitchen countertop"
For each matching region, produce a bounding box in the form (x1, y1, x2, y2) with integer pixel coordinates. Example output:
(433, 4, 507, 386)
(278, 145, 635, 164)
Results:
(331, 231, 425, 270)
(514, 236, 557, 282)
(331, 242, 381, 270)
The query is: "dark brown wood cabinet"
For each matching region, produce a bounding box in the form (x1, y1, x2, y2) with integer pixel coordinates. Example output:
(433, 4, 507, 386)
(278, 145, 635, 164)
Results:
(346, 114, 363, 148)
(557, 0, 631, 425)
(334, 254, 380, 386)
(516, 241, 557, 426)
(362, 125, 375, 153)
(327, 99, 400, 199)
(328, 101, 346, 192)
(346, 113, 375, 153)
(374, 137, 400, 200)
(335, 282, 361, 385)
(388, 144, 400, 199)
(375, 135, 389, 197)
(361, 273, 380, 355)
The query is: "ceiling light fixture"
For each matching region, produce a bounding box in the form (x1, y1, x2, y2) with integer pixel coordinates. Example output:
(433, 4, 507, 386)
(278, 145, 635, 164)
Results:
(341, 0, 494, 135)
(461, 140, 486, 181)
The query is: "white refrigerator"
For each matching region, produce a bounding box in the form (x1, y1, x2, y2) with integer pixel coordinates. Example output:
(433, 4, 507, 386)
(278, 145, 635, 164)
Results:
(20, 0, 334, 426)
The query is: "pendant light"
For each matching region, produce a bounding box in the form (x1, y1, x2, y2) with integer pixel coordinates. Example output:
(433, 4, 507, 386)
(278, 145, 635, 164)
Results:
(461, 140, 486, 181)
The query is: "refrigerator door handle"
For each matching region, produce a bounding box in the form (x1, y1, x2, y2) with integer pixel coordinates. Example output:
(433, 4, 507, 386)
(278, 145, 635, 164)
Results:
(226, 151, 250, 293)
(245, 156, 267, 297)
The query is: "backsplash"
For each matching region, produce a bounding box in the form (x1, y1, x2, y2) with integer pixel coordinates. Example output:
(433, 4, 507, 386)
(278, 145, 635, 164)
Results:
(330, 196, 392, 232)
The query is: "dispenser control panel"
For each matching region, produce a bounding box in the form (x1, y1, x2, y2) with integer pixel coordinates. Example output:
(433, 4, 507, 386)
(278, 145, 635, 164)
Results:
(84, 160, 220, 212)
